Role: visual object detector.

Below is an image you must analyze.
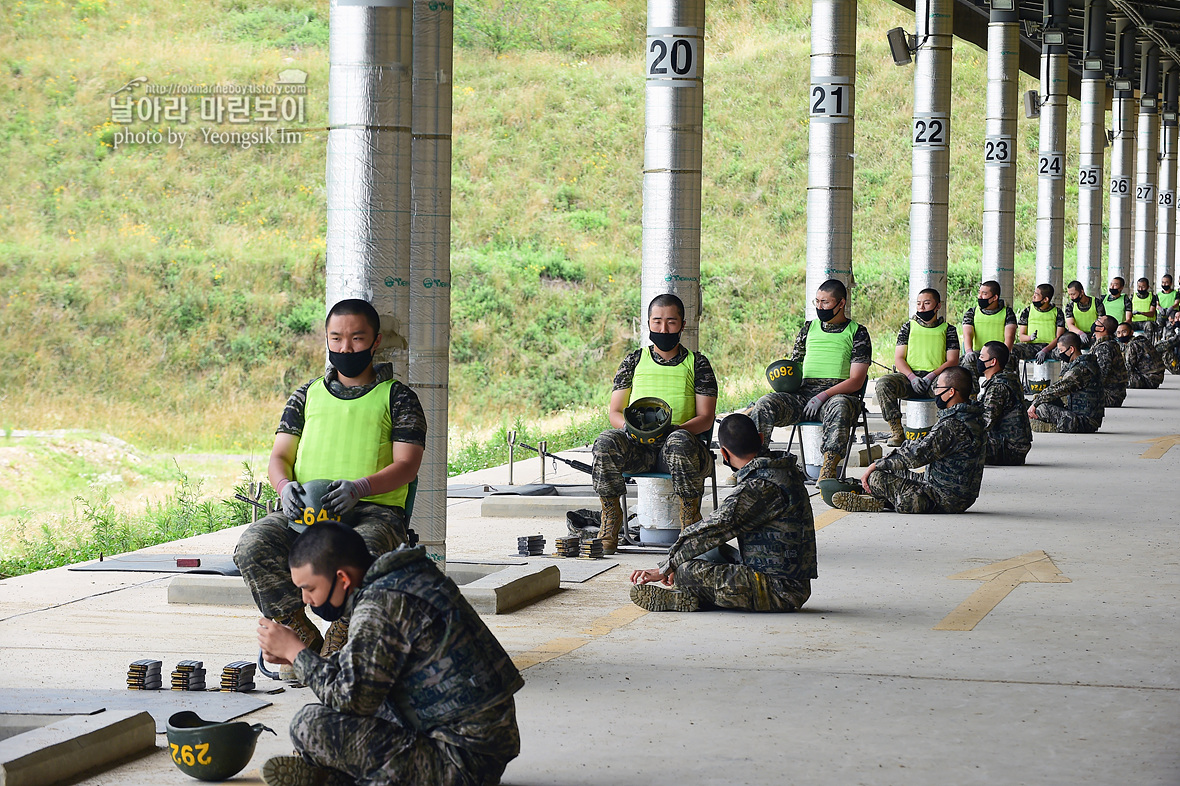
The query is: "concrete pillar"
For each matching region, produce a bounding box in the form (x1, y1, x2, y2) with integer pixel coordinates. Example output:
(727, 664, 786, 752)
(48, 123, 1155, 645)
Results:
(1076, 0, 1107, 296)
(409, 0, 453, 565)
(1156, 63, 1177, 282)
(1133, 42, 1160, 286)
(909, 0, 952, 306)
(326, 0, 413, 379)
(981, 0, 1019, 301)
(1108, 19, 1137, 284)
(1035, 0, 1069, 306)
(807, 0, 857, 317)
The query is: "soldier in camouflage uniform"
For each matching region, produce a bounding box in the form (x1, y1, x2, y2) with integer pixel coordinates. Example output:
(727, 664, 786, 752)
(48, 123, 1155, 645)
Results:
(1154, 311, 1180, 374)
(1027, 333, 1104, 433)
(748, 279, 872, 480)
(1088, 316, 1128, 408)
(258, 524, 523, 786)
(831, 367, 985, 514)
(629, 414, 816, 613)
(235, 299, 424, 662)
(592, 293, 718, 553)
(1117, 322, 1165, 389)
(874, 288, 960, 447)
(977, 342, 1031, 466)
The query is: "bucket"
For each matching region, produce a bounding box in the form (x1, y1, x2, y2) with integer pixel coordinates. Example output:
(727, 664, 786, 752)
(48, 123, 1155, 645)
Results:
(1023, 358, 1061, 394)
(634, 476, 681, 546)
(904, 398, 937, 442)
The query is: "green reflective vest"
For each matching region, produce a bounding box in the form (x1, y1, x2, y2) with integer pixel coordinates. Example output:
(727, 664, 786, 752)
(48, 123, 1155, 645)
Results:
(971, 307, 1008, 351)
(293, 378, 409, 508)
(1026, 304, 1061, 344)
(906, 319, 948, 374)
(1105, 294, 1128, 320)
(1132, 293, 1154, 323)
(632, 348, 696, 426)
(802, 319, 858, 380)
(1159, 290, 1178, 310)
(1071, 298, 1100, 333)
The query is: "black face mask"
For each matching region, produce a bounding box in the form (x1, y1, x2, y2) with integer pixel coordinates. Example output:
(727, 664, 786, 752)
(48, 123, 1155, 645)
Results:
(815, 307, 838, 323)
(721, 450, 736, 472)
(329, 344, 375, 379)
(1162, 284, 1174, 292)
(975, 357, 990, 376)
(1117, 335, 1131, 344)
(1032, 299, 1044, 309)
(977, 297, 994, 310)
(1070, 296, 1080, 304)
(916, 309, 937, 323)
(1110, 288, 1121, 297)
(1137, 289, 1149, 298)
(934, 389, 952, 410)
(310, 573, 351, 622)
(649, 331, 681, 352)
(1057, 349, 1073, 362)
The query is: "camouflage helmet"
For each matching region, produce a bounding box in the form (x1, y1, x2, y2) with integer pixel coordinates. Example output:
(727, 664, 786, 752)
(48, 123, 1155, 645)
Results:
(287, 478, 343, 533)
(165, 711, 275, 782)
(766, 359, 803, 393)
(624, 397, 674, 444)
(816, 477, 862, 508)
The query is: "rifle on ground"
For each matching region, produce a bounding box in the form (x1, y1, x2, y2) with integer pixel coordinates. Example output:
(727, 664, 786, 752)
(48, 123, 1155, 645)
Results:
(516, 442, 593, 475)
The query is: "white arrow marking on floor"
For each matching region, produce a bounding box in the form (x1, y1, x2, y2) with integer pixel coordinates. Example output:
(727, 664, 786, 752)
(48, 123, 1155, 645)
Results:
(933, 550, 1070, 631)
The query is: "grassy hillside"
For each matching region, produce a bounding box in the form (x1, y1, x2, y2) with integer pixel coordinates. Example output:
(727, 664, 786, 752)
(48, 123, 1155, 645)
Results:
(1, 0, 1072, 455)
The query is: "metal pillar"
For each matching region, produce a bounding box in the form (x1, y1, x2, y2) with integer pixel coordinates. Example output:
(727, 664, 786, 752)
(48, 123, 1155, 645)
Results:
(909, 0, 952, 306)
(1035, 0, 1069, 306)
(1133, 42, 1160, 285)
(807, 0, 856, 318)
(1076, 0, 1107, 296)
(326, 0, 413, 379)
(1109, 19, 1137, 284)
(1157, 62, 1177, 282)
(409, 0, 452, 565)
(642, 0, 704, 348)
(981, 0, 1019, 301)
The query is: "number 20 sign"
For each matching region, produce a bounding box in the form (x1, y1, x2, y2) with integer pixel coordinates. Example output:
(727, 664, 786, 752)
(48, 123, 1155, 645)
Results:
(647, 35, 699, 80)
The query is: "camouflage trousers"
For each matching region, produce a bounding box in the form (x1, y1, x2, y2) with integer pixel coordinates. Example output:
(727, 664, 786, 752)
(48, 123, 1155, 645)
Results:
(748, 387, 861, 458)
(985, 434, 1029, 466)
(592, 428, 713, 499)
(1156, 344, 1180, 374)
(233, 503, 407, 619)
(1033, 403, 1101, 434)
(874, 372, 934, 424)
(1011, 342, 1048, 361)
(1103, 388, 1127, 408)
(1127, 370, 1163, 389)
(291, 699, 519, 786)
(674, 559, 810, 612)
(866, 468, 956, 514)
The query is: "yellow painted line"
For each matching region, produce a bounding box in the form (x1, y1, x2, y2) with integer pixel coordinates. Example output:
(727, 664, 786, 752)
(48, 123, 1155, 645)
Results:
(1136, 435, 1180, 459)
(512, 605, 649, 670)
(814, 508, 848, 530)
(933, 550, 1070, 632)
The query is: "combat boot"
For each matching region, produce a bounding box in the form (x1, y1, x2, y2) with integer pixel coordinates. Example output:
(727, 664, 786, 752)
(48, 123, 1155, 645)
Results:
(830, 491, 885, 513)
(817, 451, 842, 481)
(597, 497, 623, 555)
(320, 617, 348, 657)
(630, 583, 701, 612)
(261, 755, 349, 786)
(1029, 419, 1058, 433)
(678, 495, 702, 529)
(886, 419, 906, 448)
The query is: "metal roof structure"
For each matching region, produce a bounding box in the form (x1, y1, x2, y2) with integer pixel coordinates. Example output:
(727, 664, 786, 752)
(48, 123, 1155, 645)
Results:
(888, 0, 1180, 100)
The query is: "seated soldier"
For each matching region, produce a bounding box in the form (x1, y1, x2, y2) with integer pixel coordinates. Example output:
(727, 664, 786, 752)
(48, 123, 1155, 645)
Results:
(1154, 310, 1180, 375)
(628, 413, 816, 613)
(235, 299, 424, 660)
(831, 367, 985, 514)
(1064, 279, 1105, 347)
(1156, 273, 1178, 332)
(1104, 276, 1133, 326)
(749, 278, 872, 480)
(1089, 316, 1129, 408)
(1012, 283, 1065, 363)
(592, 293, 717, 554)
(1118, 322, 1165, 389)
(1130, 277, 1159, 337)
(977, 341, 1032, 466)
(960, 279, 1018, 371)
(1027, 333, 1104, 434)
(257, 524, 523, 786)
(875, 287, 960, 447)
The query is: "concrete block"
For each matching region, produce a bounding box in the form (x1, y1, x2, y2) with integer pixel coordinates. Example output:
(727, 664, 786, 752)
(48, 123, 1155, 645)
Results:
(0, 710, 155, 786)
(460, 564, 560, 615)
(168, 575, 254, 606)
(480, 495, 600, 518)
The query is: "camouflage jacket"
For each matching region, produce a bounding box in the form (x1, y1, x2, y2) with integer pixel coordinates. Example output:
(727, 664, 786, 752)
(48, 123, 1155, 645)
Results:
(876, 401, 986, 511)
(1124, 335, 1165, 383)
(1090, 336, 1128, 398)
(660, 452, 817, 582)
(1032, 354, 1104, 425)
(980, 371, 1031, 452)
(294, 548, 523, 755)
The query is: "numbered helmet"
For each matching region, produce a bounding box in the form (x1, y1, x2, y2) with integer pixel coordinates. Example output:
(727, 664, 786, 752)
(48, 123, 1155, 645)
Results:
(288, 478, 343, 533)
(624, 397, 674, 444)
(766, 359, 802, 393)
(816, 477, 861, 508)
(165, 711, 275, 781)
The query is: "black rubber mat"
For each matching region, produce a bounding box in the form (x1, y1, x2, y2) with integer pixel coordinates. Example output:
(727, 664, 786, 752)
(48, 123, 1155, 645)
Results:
(0, 688, 270, 733)
(68, 554, 240, 576)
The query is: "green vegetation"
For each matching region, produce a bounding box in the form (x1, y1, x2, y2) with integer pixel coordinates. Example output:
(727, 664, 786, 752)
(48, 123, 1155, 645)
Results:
(1, 0, 1074, 462)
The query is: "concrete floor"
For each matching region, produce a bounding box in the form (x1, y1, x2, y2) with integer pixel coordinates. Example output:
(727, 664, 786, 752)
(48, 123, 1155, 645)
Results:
(1, 380, 1178, 785)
